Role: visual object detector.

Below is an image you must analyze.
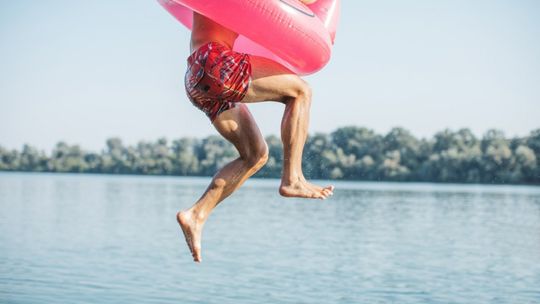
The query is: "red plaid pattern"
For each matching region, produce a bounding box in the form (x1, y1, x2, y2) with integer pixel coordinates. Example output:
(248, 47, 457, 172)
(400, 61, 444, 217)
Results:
(185, 42, 251, 122)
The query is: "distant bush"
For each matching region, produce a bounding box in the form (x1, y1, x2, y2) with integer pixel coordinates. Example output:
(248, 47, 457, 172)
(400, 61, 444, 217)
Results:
(1, 127, 539, 184)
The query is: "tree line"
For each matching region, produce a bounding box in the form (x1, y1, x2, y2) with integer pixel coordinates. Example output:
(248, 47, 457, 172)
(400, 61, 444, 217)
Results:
(1, 127, 539, 184)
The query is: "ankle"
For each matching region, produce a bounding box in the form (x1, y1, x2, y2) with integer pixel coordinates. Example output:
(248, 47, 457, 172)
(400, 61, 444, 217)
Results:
(189, 208, 207, 223)
(281, 174, 301, 186)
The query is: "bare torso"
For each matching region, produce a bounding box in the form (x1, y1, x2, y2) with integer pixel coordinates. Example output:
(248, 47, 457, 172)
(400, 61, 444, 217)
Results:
(190, 13, 238, 52)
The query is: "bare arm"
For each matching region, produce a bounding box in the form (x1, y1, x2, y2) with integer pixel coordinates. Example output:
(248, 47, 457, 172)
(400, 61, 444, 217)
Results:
(299, 0, 317, 4)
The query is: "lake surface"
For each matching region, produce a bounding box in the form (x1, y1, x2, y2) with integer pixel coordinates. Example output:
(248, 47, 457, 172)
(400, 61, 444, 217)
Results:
(1, 173, 539, 304)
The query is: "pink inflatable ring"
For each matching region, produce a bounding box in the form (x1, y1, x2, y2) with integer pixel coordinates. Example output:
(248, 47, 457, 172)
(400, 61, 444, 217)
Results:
(158, 0, 341, 75)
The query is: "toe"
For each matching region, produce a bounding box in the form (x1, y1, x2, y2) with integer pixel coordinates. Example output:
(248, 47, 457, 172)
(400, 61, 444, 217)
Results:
(321, 189, 331, 198)
(312, 192, 324, 199)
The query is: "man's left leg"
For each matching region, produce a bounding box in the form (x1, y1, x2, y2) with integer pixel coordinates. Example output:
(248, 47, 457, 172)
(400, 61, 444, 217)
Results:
(242, 56, 334, 199)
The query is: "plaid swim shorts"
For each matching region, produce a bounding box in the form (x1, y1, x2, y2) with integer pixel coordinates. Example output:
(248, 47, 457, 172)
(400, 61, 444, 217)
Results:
(184, 42, 252, 122)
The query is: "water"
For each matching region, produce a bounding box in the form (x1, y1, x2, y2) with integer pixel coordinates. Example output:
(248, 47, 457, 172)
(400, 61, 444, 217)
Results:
(1, 173, 539, 304)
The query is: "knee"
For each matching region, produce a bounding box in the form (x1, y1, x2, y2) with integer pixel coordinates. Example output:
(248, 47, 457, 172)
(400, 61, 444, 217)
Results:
(299, 81, 312, 100)
(245, 142, 269, 170)
(289, 79, 312, 104)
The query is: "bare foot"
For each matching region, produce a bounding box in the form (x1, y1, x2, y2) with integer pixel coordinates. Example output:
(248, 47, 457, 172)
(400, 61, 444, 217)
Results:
(176, 210, 203, 262)
(279, 179, 334, 199)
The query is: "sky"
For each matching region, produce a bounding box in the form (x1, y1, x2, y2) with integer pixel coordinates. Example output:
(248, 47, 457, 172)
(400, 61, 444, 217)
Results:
(1, 0, 539, 151)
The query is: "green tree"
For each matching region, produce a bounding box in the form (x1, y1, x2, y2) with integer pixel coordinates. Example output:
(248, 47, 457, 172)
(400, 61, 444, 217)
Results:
(197, 136, 237, 175)
(420, 129, 482, 182)
(101, 138, 129, 174)
(381, 127, 422, 180)
(19, 145, 47, 172)
(0, 146, 20, 171)
(480, 129, 514, 183)
(526, 129, 540, 182)
(172, 138, 200, 175)
(331, 127, 384, 179)
(303, 133, 334, 179)
(49, 142, 88, 172)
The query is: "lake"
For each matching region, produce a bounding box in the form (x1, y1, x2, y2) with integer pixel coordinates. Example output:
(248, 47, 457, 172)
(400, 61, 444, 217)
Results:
(1, 173, 539, 303)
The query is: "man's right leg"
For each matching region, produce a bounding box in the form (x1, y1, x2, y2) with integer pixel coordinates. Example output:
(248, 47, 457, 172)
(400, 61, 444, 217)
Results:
(177, 104, 268, 262)
(242, 56, 334, 199)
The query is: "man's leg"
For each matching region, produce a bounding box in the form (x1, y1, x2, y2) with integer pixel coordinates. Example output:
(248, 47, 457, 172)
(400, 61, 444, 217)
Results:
(242, 56, 334, 199)
(177, 104, 268, 262)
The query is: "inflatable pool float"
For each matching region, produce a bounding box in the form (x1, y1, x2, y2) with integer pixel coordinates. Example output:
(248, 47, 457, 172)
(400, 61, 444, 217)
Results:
(158, 0, 340, 75)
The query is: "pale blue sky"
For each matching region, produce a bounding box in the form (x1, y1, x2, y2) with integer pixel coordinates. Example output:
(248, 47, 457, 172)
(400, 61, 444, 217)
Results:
(1, 0, 539, 150)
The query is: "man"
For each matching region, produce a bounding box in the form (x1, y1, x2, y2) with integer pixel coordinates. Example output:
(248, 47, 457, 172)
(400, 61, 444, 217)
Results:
(178, 6, 334, 262)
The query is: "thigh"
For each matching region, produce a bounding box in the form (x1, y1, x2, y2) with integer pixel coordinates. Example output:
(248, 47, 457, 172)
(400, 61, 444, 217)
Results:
(212, 104, 266, 158)
(241, 55, 306, 103)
